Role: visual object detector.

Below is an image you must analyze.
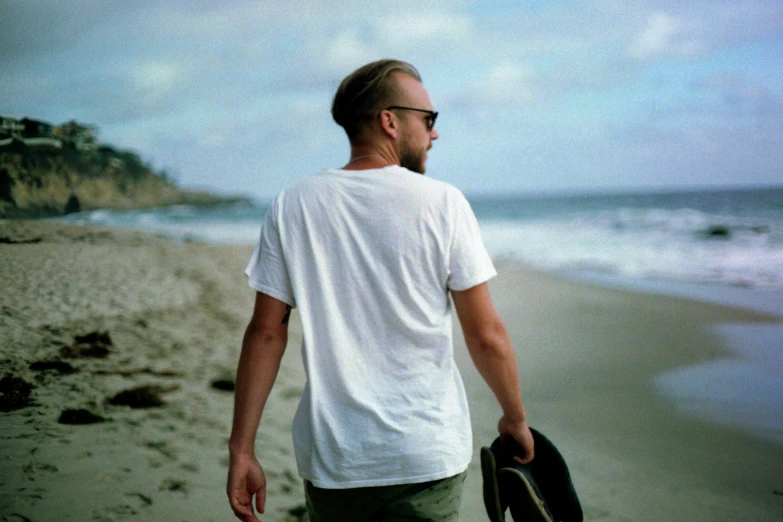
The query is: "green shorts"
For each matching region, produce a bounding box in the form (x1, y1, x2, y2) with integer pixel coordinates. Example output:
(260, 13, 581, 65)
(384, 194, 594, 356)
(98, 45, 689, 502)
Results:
(304, 471, 467, 522)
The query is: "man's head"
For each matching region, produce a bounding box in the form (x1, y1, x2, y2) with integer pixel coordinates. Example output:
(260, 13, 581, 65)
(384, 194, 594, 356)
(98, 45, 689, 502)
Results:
(332, 59, 438, 174)
(332, 59, 422, 138)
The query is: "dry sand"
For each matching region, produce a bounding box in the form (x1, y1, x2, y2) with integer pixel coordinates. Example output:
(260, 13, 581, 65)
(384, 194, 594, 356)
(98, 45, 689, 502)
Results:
(1, 220, 782, 521)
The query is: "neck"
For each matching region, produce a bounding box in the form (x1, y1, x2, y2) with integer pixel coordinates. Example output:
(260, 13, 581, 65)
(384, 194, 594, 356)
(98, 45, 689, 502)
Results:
(347, 154, 385, 164)
(342, 149, 395, 170)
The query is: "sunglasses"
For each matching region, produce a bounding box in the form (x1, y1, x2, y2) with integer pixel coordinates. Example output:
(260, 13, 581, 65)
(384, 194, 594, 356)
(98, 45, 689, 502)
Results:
(385, 106, 438, 131)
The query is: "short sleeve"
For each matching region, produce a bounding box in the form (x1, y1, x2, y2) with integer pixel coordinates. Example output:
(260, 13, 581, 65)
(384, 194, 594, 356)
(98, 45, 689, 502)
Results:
(244, 197, 296, 307)
(447, 192, 497, 291)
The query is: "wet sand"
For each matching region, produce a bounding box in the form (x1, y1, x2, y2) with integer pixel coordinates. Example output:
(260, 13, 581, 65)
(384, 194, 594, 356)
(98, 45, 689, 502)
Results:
(1, 221, 782, 521)
(460, 266, 783, 521)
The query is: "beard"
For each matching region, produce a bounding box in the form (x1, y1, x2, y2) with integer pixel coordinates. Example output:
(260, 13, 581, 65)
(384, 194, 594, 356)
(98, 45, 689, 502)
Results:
(398, 132, 427, 174)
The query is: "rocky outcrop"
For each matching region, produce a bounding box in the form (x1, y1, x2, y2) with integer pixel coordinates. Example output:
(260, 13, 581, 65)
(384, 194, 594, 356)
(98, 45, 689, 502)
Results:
(0, 117, 243, 218)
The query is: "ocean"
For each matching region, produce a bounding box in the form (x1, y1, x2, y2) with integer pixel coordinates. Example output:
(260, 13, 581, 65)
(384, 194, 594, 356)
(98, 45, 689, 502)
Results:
(51, 185, 783, 443)
(54, 185, 783, 291)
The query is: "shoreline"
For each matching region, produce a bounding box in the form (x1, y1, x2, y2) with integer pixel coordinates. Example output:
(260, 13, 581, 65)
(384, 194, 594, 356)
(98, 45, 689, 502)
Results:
(553, 268, 783, 446)
(1, 221, 782, 521)
(558, 268, 783, 316)
(458, 264, 783, 521)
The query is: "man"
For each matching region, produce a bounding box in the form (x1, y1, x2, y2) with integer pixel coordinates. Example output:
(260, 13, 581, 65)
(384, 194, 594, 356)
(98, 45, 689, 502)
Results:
(227, 59, 533, 522)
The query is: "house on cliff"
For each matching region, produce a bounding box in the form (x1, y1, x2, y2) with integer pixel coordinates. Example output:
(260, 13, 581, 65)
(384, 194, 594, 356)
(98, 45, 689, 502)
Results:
(0, 116, 62, 149)
(1, 116, 25, 135)
(20, 117, 54, 138)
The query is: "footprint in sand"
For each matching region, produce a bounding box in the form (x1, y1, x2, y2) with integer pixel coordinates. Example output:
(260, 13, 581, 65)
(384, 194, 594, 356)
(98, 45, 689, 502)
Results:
(124, 492, 153, 507)
(280, 504, 308, 522)
(158, 478, 188, 496)
(582, 505, 611, 519)
(4, 514, 34, 522)
(91, 497, 150, 522)
(21, 462, 58, 481)
(283, 387, 302, 400)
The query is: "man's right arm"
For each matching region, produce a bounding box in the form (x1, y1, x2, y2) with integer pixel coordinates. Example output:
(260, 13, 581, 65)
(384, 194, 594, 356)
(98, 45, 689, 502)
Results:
(451, 282, 534, 463)
(227, 292, 291, 522)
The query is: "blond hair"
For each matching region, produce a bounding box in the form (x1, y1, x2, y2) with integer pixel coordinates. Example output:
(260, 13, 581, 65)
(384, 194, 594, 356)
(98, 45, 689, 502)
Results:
(331, 59, 422, 140)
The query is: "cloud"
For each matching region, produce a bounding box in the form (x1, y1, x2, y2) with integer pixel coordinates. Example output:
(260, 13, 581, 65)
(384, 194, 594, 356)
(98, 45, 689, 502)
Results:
(375, 11, 473, 45)
(460, 63, 542, 107)
(693, 73, 783, 130)
(0, 0, 124, 59)
(128, 61, 183, 105)
(628, 12, 700, 59)
(323, 29, 379, 73)
(612, 70, 783, 142)
(625, 0, 783, 61)
(1, 0, 782, 197)
(600, 66, 783, 187)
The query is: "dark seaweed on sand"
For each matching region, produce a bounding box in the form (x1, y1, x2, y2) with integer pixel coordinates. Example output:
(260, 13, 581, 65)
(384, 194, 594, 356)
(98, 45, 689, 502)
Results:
(58, 408, 107, 424)
(59, 330, 113, 359)
(29, 360, 79, 374)
(0, 374, 34, 412)
(108, 385, 178, 408)
(74, 331, 113, 345)
(210, 378, 235, 392)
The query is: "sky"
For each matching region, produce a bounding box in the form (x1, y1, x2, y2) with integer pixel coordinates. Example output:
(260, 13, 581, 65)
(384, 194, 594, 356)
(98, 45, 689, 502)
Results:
(1, 0, 782, 200)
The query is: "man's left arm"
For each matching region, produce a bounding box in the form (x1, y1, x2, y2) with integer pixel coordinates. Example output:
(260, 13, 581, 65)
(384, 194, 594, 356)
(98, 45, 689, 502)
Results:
(227, 292, 291, 522)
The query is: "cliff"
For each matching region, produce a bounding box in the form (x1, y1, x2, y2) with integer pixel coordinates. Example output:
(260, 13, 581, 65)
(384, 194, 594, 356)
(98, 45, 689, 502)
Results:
(0, 118, 244, 218)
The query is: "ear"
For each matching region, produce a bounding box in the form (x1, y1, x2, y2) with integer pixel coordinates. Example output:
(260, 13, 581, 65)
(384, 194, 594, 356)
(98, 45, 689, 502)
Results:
(378, 109, 399, 140)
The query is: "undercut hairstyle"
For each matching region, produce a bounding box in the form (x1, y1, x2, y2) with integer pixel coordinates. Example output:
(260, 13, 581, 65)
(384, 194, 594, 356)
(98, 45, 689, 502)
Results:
(331, 59, 422, 141)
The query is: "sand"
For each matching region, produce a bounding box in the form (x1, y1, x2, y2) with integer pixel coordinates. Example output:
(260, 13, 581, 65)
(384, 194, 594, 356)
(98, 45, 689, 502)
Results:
(1, 220, 782, 521)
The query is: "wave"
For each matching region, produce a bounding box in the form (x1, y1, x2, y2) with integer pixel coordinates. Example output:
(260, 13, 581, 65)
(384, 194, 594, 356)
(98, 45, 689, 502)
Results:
(47, 188, 783, 289)
(480, 206, 783, 289)
(52, 202, 268, 244)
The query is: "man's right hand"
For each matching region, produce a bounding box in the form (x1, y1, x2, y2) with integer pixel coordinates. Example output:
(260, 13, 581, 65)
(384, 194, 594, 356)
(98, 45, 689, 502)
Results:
(227, 453, 267, 522)
(498, 415, 535, 464)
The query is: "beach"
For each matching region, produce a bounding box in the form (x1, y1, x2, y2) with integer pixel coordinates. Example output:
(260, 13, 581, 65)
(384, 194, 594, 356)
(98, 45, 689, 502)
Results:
(1, 220, 782, 521)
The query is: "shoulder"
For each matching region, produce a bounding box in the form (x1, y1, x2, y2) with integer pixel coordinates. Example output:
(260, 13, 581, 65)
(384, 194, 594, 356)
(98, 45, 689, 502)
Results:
(391, 166, 469, 206)
(271, 167, 471, 214)
(268, 173, 329, 208)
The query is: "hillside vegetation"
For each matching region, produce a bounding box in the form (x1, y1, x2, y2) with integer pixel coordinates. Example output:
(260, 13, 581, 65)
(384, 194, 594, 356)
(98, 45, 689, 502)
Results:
(0, 117, 243, 218)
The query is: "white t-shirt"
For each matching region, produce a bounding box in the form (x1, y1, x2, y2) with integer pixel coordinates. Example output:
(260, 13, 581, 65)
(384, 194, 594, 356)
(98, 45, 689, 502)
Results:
(245, 165, 496, 488)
